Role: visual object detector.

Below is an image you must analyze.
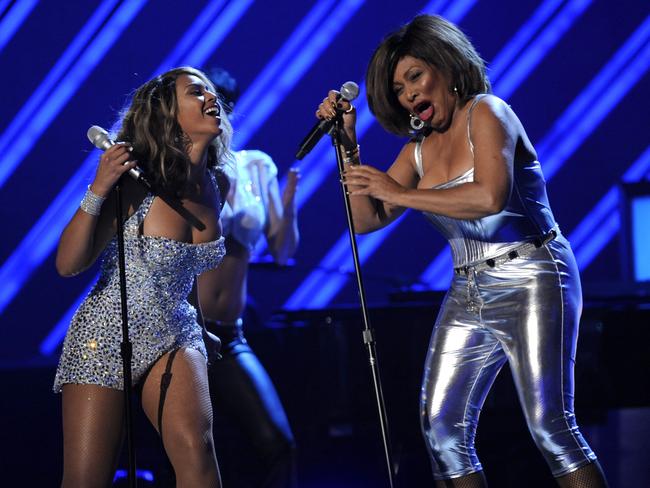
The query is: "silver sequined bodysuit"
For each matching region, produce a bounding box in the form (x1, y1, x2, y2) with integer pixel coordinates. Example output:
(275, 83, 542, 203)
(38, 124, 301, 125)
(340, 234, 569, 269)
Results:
(53, 177, 226, 392)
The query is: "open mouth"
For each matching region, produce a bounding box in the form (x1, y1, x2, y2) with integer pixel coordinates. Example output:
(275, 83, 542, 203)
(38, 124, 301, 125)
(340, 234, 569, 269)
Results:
(414, 101, 433, 121)
(204, 106, 221, 118)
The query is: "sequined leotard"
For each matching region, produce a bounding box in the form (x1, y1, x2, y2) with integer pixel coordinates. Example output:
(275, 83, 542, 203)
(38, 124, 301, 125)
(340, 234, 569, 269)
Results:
(54, 177, 226, 392)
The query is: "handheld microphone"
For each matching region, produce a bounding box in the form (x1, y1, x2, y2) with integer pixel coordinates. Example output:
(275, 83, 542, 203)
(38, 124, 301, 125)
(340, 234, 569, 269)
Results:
(87, 125, 153, 190)
(295, 81, 359, 160)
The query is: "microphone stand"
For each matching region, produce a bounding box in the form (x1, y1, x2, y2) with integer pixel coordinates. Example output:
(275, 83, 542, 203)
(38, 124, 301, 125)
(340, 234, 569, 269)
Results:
(114, 178, 137, 488)
(112, 174, 205, 488)
(330, 119, 395, 488)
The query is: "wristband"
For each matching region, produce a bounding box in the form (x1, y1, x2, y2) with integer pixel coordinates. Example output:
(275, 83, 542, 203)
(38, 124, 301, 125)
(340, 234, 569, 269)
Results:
(80, 185, 107, 216)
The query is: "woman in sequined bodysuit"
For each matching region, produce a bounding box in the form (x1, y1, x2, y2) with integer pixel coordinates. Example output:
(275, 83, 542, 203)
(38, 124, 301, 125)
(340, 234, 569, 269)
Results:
(54, 67, 231, 488)
(315, 15, 608, 488)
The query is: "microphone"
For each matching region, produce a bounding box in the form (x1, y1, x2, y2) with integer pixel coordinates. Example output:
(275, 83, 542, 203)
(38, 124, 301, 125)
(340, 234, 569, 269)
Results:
(87, 125, 153, 190)
(87, 126, 211, 230)
(295, 81, 359, 160)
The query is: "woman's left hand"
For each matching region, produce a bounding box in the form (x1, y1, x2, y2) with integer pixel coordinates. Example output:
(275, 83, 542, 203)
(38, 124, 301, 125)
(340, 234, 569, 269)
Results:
(343, 164, 407, 203)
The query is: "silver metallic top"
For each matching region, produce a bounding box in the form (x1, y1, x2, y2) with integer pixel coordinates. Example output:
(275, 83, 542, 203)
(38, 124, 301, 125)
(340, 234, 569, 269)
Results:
(414, 95, 557, 268)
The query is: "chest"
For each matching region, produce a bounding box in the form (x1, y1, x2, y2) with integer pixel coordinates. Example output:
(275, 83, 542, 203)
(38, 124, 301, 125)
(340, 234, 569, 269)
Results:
(416, 112, 475, 189)
(143, 188, 222, 244)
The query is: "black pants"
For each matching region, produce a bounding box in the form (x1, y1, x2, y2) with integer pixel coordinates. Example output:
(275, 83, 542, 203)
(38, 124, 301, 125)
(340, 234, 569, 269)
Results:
(208, 322, 297, 488)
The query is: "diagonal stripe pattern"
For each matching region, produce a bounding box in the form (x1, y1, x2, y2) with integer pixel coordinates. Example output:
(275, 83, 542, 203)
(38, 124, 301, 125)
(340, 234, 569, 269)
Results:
(0, 0, 39, 54)
(234, 0, 365, 149)
(572, 146, 650, 270)
(0, 0, 121, 186)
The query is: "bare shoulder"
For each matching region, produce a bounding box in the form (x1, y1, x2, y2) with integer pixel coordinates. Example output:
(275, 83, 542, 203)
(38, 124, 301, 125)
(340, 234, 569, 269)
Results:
(395, 139, 418, 166)
(388, 139, 419, 188)
(470, 94, 520, 131)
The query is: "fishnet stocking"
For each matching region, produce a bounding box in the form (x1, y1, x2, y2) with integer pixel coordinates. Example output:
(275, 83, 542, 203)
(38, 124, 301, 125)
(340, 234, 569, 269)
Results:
(60, 384, 124, 488)
(556, 462, 608, 488)
(141, 348, 221, 488)
(435, 471, 488, 488)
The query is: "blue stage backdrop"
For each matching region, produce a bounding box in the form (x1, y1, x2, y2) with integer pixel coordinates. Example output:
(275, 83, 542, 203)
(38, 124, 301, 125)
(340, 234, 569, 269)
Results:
(0, 0, 648, 368)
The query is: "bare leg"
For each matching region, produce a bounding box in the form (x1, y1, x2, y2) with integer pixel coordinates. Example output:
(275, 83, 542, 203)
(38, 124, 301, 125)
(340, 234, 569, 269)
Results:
(556, 462, 608, 488)
(435, 471, 488, 487)
(60, 384, 124, 488)
(141, 348, 221, 488)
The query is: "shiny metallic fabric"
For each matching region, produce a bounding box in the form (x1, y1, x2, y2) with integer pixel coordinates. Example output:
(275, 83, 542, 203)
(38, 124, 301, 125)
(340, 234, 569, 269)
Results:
(420, 235, 597, 479)
(413, 95, 597, 479)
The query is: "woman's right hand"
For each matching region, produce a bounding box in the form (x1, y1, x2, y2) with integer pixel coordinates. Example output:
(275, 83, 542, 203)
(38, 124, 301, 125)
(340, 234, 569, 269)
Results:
(90, 142, 138, 197)
(317, 90, 358, 148)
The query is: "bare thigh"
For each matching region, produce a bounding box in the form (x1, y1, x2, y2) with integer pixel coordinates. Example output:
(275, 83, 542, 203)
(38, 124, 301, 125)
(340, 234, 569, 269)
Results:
(140, 347, 218, 483)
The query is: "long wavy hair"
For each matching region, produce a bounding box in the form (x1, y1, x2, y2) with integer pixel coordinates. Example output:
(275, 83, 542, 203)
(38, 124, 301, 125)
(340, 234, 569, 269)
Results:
(366, 15, 491, 137)
(116, 66, 234, 197)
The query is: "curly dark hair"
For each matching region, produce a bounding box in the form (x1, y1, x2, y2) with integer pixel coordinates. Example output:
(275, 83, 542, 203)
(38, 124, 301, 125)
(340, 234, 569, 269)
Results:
(366, 15, 491, 137)
(116, 66, 233, 197)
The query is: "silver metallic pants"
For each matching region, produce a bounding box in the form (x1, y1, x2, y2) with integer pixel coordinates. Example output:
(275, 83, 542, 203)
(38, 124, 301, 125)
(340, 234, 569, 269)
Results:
(420, 234, 597, 480)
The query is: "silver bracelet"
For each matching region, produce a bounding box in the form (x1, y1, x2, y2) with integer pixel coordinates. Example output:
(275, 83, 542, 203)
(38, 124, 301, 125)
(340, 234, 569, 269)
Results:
(80, 185, 107, 216)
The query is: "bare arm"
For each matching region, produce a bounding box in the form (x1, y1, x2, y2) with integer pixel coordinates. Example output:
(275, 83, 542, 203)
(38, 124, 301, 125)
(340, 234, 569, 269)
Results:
(316, 91, 419, 234)
(345, 96, 516, 220)
(343, 143, 419, 233)
(55, 143, 138, 276)
(266, 168, 300, 264)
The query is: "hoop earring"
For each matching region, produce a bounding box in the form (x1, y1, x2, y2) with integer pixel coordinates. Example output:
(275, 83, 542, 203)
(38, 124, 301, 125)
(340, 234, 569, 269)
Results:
(409, 113, 425, 131)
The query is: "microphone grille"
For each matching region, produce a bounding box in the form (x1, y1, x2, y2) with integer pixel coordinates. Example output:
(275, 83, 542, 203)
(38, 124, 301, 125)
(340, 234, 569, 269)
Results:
(340, 81, 359, 101)
(87, 125, 113, 150)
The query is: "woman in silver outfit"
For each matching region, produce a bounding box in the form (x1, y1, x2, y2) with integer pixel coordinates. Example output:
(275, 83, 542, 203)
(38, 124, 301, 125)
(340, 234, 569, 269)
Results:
(315, 15, 608, 488)
(54, 66, 231, 487)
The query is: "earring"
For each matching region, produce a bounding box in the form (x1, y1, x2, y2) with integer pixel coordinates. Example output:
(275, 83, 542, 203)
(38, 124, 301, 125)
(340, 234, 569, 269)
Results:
(453, 86, 458, 94)
(409, 113, 425, 131)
